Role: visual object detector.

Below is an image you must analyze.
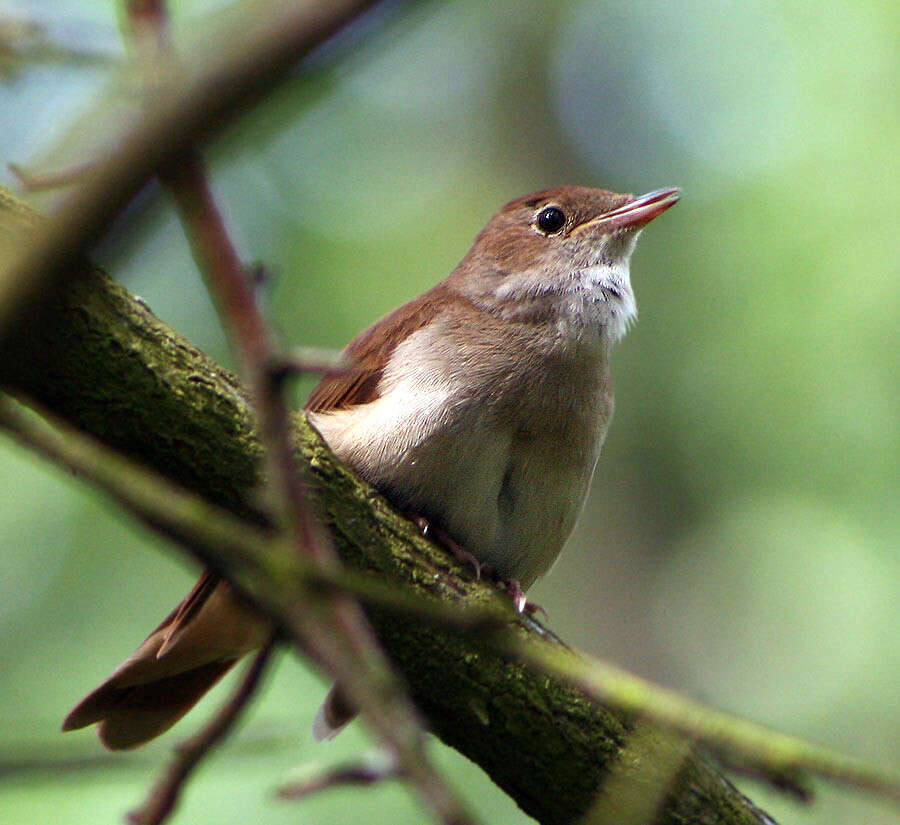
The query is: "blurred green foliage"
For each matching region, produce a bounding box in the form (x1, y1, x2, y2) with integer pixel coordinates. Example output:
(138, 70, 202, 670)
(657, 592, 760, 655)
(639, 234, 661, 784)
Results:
(0, 1, 897, 823)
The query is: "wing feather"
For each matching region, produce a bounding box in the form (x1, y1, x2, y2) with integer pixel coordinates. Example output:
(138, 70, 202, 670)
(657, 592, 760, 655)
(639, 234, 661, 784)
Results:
(305, 286, 453, 413)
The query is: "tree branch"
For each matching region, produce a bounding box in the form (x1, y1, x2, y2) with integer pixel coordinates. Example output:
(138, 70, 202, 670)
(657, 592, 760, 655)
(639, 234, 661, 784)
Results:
(0, 189, 776, 825)
(129, 644, 276, 825)
(157, 144, 472, 825)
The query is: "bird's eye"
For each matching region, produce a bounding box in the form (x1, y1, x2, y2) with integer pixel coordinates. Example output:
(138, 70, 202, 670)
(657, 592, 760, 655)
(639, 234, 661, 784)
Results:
(536, 206, 566, 234)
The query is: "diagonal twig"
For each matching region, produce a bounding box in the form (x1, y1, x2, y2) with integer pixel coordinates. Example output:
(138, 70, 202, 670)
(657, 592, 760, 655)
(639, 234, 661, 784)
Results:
(511, 634, 900, 806)
(278, 750, 404, 800)
(0, 394, 511, 633)
(267, 347, 350, 381)
(118, 5, 473, 822)
(128, 643, 276, 825)
(0, 0, 385, 346)
(160, 145, 473, 825)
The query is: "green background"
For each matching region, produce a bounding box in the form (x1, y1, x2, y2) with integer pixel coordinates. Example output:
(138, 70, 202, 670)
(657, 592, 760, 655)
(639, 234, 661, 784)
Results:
(1, 1, 897, 823)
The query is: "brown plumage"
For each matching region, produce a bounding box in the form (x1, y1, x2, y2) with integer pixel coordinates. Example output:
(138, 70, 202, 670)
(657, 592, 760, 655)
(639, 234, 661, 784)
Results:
(62, 576, 267, 749)
(63, 185, 678, 748)
(306, 286, 453, 412)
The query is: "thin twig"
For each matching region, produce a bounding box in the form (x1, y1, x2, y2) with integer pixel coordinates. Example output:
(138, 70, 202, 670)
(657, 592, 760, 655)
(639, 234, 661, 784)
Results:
(160, 147, 474, 825)
(8, 161, 98, 192)
(509, 634, 900, 806)
(268, 347, 350, 381)
(114, 4, 471, 819)
(128, 643, 276, 825)
(0, 0, 384, 345)
(160, 150, 326, 550)
(278, 750, 404, 800)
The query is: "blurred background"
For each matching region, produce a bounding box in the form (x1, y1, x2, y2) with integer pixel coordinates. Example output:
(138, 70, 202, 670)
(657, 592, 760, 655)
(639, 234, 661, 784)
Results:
(0, 0, 897, 823)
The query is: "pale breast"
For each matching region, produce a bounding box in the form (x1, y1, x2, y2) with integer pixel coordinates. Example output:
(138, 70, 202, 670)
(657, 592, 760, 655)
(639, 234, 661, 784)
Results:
(484, 349, 612, 587)
(309, 314, 613, 588)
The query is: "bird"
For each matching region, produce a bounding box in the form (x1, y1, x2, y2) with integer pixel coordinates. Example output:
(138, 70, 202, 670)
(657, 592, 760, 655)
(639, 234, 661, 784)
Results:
(62, 184, 680, 749)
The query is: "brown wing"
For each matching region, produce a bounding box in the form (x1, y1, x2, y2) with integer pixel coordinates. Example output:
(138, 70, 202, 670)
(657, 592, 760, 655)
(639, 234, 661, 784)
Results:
(305, 285, 453, 413)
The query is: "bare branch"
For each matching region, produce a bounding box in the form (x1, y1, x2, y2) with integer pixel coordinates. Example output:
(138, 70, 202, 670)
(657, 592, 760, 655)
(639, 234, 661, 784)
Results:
(129, 643, 276, 825)
(0, 0, 384, 346)
(278, 750, 403, 800)
(159, 147, 473, 825)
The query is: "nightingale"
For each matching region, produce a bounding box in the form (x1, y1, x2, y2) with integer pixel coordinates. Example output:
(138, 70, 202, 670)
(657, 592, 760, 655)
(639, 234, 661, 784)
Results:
(63, 185, 679, 749)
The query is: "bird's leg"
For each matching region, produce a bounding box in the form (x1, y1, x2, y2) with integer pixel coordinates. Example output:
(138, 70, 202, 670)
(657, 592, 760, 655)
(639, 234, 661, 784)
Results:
(410, 514, 546, 616)
(411, 515, 484, 580)
(506, 579, 527, 613)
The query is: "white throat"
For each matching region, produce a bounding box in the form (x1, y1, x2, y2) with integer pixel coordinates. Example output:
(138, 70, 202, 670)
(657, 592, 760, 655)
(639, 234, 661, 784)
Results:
(492, 258, 637, 344)
(574, 261, 637, 342)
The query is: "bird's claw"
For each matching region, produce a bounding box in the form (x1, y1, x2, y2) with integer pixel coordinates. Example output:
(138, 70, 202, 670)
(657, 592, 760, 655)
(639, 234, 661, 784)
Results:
(504, 579, 546, 616)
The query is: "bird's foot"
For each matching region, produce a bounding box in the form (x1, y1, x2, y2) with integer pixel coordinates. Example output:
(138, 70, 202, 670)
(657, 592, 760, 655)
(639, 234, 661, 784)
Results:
(409, 515, 546, 615)
(504, 579, 546, 617)
(412, 515, 483, 580)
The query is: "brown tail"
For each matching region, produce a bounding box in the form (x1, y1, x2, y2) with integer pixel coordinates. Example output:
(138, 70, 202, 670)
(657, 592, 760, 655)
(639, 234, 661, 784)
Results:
(63, 574, 269, 750)
(63, 659, 238, 750)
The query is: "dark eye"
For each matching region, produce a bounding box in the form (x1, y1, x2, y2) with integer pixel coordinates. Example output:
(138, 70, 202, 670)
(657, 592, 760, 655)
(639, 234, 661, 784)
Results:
(536, 206, 566, 234)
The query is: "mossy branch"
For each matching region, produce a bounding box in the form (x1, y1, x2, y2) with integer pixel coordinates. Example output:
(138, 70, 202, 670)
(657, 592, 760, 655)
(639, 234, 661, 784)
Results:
(0, 188, 781, 825)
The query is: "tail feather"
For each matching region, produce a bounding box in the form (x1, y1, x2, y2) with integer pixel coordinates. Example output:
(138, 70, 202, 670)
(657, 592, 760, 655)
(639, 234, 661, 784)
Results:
(63, 576, 269, 750)
(64, 659, 237, 750)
